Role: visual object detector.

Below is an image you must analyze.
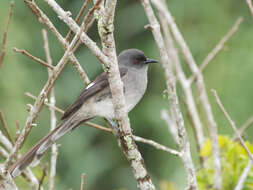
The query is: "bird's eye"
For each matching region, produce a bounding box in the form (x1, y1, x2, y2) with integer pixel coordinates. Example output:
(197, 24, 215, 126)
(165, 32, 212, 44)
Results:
(133, 58, 139, 64)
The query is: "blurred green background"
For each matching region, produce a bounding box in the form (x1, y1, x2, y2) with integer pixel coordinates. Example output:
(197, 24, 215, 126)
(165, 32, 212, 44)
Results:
(0, 0, 253, 189)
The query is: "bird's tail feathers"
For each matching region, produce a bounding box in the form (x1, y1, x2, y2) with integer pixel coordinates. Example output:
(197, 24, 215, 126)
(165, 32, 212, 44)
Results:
(9, 115, 84, 178)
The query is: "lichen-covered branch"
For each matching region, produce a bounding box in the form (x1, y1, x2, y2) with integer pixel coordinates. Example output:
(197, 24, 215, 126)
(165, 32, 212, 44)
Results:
(141, 0, 198, 189)
(151, 1, 222, 189)
(157, 1, 205, 152)
(42, 0, 156, 189)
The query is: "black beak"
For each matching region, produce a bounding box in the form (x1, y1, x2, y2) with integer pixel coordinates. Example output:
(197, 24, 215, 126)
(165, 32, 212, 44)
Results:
(145, 58, 158, 64)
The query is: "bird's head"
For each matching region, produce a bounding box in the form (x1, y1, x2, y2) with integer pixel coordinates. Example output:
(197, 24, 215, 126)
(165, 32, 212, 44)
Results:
(118, 49, 158, 70)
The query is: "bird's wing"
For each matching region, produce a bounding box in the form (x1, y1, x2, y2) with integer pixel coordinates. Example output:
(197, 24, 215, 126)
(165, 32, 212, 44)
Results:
(61, 67, 128, 120)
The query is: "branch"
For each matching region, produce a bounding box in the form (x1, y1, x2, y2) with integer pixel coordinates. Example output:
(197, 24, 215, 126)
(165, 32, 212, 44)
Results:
(0, 129, 39, 187)
(38, 164, 47, 190)
(234, 159, 253, 190)
(0, 110, 14, 145)
(246, 0, 253, 17)
(72, 0, 103, 53)
(42, 0, 156, 189)
(4, 18, 87, 170)
(42, 29, 58, 190)
(26, 92, 180, 157)
(65, 0, 91, 41)
(211, 89, 253, 161)
(233, 115, 253, 140)
(24, 0, 90, 85)
(189, 17, 243, 82)
(98, 0, 156, 188)
(0, 1, 14, 69)
(133, 136, 181, 156)
(141, 0, 198, 189)
(80, 173, 86, 190)
(151, 1, 222, 188)
(13, 47, 54, 70)
(157, 0, 205, 152)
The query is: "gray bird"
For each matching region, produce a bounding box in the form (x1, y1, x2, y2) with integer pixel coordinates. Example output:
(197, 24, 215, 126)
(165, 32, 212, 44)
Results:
(10, 49, 158, 178)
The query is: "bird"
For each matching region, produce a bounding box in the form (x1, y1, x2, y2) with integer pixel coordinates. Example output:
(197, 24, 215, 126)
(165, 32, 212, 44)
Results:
(9, 49, 158, 178)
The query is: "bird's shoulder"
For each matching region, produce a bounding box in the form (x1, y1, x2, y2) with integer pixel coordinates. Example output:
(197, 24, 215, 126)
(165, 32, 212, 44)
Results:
(61, 67, 128, 120)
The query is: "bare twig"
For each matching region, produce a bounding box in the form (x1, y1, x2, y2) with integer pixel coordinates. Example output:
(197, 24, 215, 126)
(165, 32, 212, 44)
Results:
(24, 0, 90, 85)
(211, 89, 253, 161)
(234, 159, 253, 190)
(0, 130, 13, 153)
(0, 1, 14, 69)
(65, 0, 91, 41)
(133, 136, 181, 156)
(13, 47, 54, 70)
(141, 0, 198, 189)
(72, 18, 96, 53)
(246, 0, 253, 17)
(0, 130, 39, 187)
(0, 146, 9, 158)
(85, 17, 96, 33)
(43, 0, 112, 69)
(4, 18, 87, 170)
(151, 1, 222, 189)
(41, 0, 156, 189)
(15, 121, 21, 143)
(189, 17, 243, 82)
(233, 115, 253, 140)
(26, 92, 180, 158)
(80, 173, 86, 190)
(72, 0, 103, 53)
(157, 1, 205, 152)
(38, 164, 47, 190)
(42, 29, 58, 190)
(160, 110, 179, 145)
(0, 110, 14, 145)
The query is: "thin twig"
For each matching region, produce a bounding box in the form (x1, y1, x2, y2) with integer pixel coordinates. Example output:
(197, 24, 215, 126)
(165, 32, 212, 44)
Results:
(160, 110, 179, 145)
(72, 17, 96, 53)
(5, 17, 87, 170)
(43, 0, 112, 69)
(233, 115, 253, 140)
(133, 136, 181, 156)
(42, 29, 58, 190)
(0, 1, 14, 69)
(13, 47, 54, 70)
(234, 159, 253, 190)
(157, 0, 204, 152)
(38, 164, 47, 190)
(72, 0, 103, 53)
(15, 121, 21, 143)
(0, 110, 14, 145)
(151, 1, 222, 189)
(246, 0, 253, 17)
(26, 92, 180, 157)
(189, 18, 243, 83)
(211, 89, 253, 161)
(25, 92, 64, 114)
(65, 0, 91, 41)
(80, 173, 86, 190)
(0, 146, 9, 158)
(24, 0, 90, 85)
(0, 130, 39, 187)
(141, 0, 198, 189)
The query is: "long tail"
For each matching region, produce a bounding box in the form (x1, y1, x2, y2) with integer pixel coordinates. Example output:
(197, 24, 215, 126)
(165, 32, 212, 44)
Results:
(9, 115, 88, 178)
